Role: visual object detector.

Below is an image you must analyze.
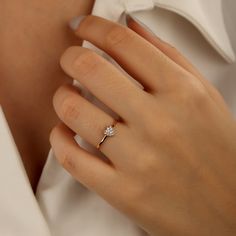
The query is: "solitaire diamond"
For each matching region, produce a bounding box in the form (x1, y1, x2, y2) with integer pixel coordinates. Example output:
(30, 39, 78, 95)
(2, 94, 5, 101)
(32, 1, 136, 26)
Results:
(104, 126, 115, 137)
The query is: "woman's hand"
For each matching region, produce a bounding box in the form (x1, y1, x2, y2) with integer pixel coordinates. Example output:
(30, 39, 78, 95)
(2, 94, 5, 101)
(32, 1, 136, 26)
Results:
(49, 15, 236, 236)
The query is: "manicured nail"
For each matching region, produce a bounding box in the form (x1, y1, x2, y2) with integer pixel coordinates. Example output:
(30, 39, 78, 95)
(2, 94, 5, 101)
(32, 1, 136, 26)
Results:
(68, 15, 87, 31)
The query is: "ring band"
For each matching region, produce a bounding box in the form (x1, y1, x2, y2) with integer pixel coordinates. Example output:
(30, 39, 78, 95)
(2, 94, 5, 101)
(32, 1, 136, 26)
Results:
(96, 120, 117, 150)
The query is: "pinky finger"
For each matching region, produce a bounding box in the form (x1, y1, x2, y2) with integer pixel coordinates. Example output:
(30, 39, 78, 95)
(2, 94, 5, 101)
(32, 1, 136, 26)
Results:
(49, 122, 117, 195)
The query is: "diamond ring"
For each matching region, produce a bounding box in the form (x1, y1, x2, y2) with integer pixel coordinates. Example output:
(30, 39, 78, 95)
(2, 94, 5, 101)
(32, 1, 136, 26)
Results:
(96, 121, 117, 150)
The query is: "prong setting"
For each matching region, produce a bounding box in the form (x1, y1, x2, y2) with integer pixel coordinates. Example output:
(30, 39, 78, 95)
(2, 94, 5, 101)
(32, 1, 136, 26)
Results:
(104, 126, 116, 137)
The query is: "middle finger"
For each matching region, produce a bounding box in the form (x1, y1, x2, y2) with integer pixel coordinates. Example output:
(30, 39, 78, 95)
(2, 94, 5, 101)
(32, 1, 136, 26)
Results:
(60, 46, 148, 120)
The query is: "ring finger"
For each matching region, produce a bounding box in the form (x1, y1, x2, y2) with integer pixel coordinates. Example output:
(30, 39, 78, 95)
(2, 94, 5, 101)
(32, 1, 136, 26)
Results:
(53, 83, 137, 168)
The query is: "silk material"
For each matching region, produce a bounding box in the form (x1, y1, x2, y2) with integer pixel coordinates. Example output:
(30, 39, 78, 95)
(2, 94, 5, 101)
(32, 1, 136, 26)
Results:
(0, 0, 235, 235)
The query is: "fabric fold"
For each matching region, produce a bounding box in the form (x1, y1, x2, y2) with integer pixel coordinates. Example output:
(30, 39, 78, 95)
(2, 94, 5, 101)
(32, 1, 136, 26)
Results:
(153, 0, 235, 63)
(0, 106, 51, 236)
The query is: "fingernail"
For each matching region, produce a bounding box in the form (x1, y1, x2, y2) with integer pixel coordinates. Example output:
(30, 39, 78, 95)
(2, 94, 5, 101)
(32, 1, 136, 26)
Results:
(68, 15, 87, 31)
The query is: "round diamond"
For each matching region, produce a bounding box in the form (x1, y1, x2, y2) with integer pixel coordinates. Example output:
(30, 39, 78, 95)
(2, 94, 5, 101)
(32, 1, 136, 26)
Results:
(104, 126, 115, 137)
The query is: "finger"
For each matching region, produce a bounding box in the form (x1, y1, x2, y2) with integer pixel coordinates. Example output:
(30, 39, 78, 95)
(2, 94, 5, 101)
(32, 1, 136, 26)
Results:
(53, 83, 137, 168)
(60, 46, 148, 119)
(49, 122, 117, 196)
(69, 15, 188, 92)
(126, 15, 202, 79)
(126, 16, 230, 113)
(53, 83, 116, 147)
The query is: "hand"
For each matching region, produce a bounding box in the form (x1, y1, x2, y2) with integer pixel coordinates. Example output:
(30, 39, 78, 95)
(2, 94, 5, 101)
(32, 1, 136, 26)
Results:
(49, 15, 236, 236)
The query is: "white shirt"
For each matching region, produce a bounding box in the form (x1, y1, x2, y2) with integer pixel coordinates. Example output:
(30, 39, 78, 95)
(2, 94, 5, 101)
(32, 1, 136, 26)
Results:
(0, 0, 235, 235)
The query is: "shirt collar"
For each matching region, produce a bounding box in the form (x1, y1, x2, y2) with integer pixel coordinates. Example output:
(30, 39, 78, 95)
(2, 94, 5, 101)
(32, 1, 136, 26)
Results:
(91, 0, 235, 63)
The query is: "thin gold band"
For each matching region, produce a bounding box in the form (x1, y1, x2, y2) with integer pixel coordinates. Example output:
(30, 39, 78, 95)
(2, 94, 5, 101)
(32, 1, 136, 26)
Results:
(96, 120, 117, 150)
(96, 135, 108, 149)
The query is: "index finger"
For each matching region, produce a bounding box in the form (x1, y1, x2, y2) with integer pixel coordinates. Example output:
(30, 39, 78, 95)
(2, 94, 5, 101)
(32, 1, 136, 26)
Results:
(70, 15, 185, 92)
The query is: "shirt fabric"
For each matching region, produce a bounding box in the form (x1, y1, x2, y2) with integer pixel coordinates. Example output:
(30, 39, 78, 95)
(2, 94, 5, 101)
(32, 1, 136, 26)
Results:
(0, 0, 235, 235)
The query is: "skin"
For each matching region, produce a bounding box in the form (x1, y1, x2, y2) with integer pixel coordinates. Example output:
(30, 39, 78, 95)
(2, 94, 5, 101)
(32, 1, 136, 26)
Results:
(0, 0, 95, 191)
(50, 15, 236, 235)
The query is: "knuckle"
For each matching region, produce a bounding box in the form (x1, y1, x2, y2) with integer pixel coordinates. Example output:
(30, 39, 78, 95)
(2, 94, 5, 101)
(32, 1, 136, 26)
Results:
(60, 149, 75, 172)
(73, 50, 101, 78)
(121, 180, 154, 213)
(128, 92, 151, 118)
(136, 157, 156, 174)
(53, 84, 69, 108)
(189, 87, 209, 109)
(129, 147, 158, 175)
(105, 25, 134, 49)
(127, 185, 145, 203)
(177, 79, 209, 109)
(159, 120, 179, 144)
(61, 96, 80, 121)
(60, 46, 80, 68)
